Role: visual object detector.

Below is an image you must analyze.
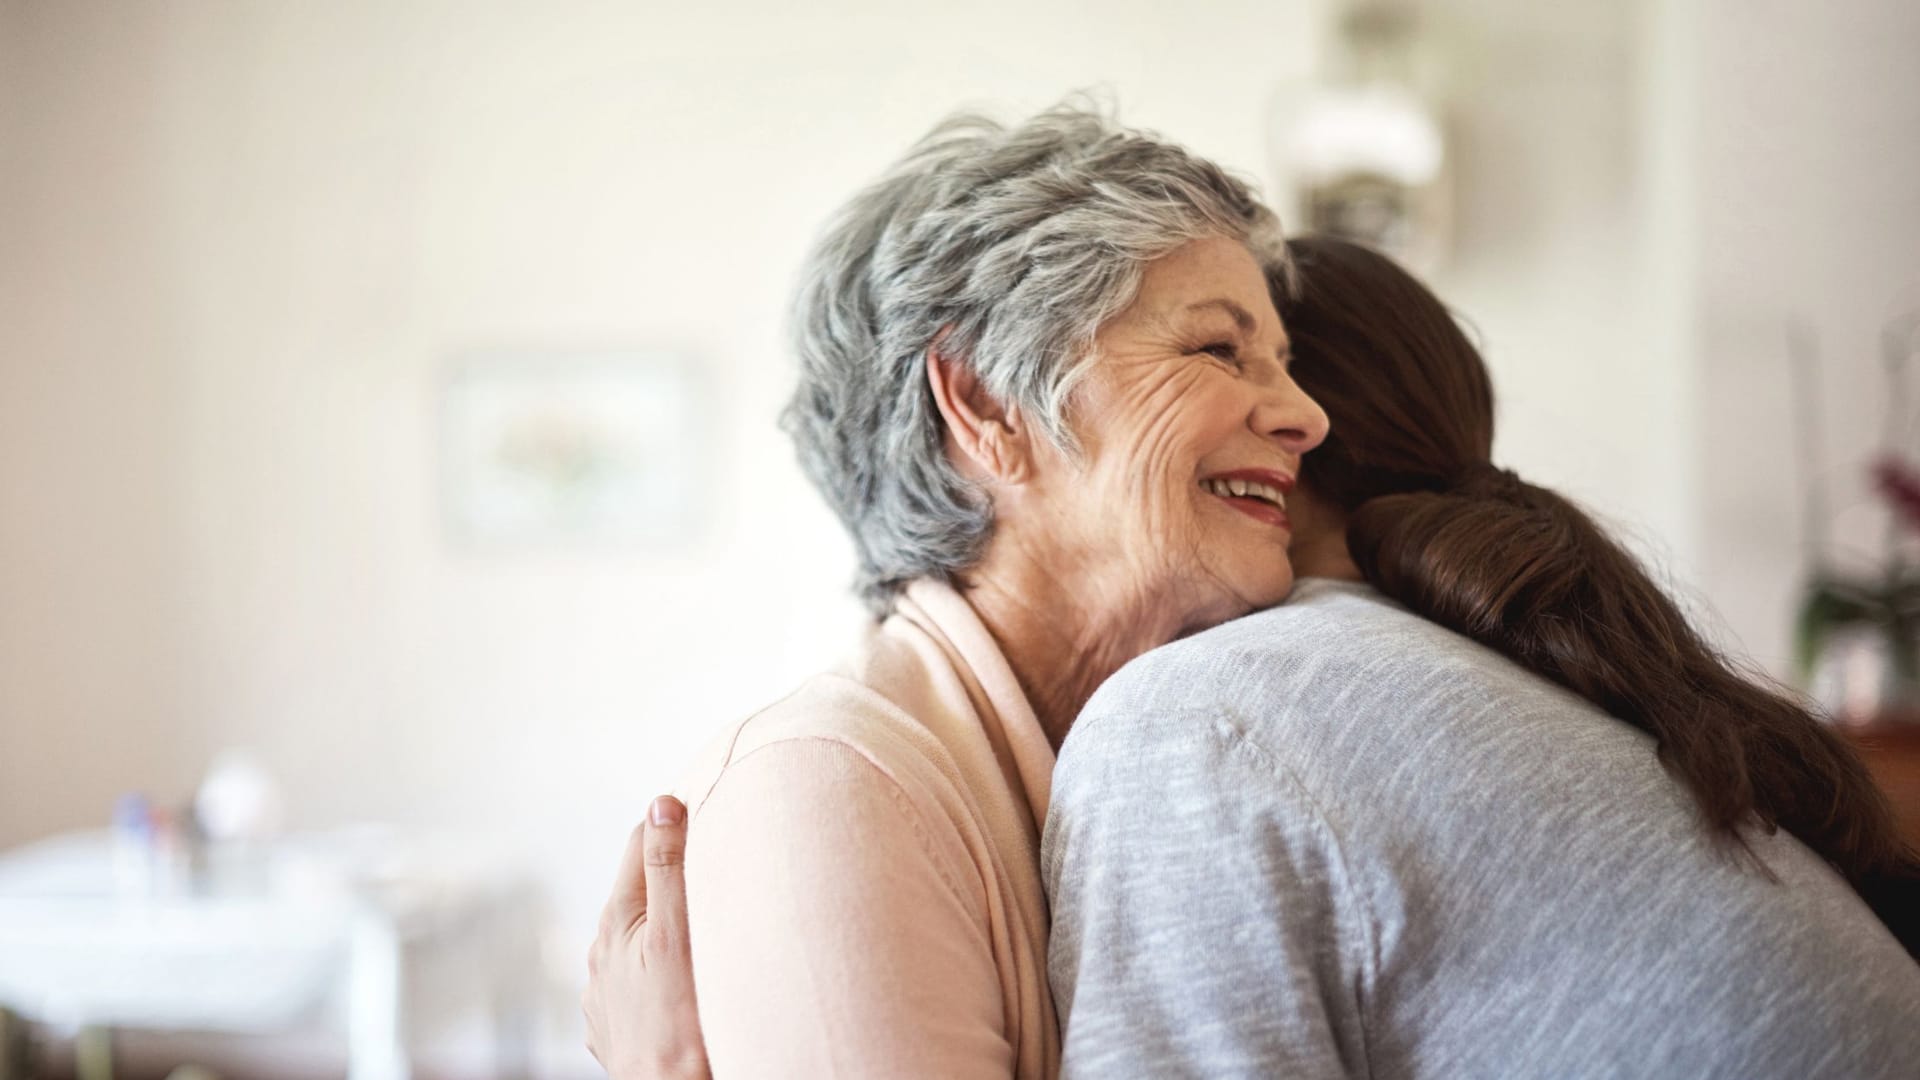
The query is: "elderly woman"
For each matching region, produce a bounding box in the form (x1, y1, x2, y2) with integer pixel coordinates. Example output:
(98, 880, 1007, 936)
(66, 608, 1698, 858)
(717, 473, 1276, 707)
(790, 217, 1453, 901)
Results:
(583, 104, 1327, 1078)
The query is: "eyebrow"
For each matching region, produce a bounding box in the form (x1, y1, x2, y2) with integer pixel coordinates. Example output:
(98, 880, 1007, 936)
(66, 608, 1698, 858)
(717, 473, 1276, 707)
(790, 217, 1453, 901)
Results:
(1183, 298, 1291, 362)
(1182, 298, 1258, 334)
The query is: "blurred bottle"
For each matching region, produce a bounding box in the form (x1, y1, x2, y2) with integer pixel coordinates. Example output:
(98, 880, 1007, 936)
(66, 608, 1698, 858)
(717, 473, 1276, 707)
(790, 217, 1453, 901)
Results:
(149, 806, 187, 898)
(112, 792, 154, 897)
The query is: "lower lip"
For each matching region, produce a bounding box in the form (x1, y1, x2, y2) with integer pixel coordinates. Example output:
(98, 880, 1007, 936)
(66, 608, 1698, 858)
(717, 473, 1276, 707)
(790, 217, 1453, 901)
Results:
(1211, 492, 1291, 530)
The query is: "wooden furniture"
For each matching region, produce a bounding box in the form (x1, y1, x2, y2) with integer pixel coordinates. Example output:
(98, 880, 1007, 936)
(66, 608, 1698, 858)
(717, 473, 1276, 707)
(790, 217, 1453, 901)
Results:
(1838, 721, 1920, 850)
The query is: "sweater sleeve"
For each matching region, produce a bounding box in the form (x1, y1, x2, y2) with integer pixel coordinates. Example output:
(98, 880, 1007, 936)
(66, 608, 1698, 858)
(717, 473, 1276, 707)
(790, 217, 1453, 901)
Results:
(1044, 704, 1374, 1080)
(685, 736, 1015, 1079)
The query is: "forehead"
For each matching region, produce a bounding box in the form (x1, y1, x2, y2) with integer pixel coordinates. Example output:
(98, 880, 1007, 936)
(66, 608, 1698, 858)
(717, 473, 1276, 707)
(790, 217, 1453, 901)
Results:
(1120, 237, 1284, 337)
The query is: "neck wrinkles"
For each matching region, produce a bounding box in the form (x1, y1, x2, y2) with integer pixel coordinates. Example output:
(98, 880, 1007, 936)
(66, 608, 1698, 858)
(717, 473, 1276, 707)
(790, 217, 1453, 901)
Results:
(958, 555, 1193, 750)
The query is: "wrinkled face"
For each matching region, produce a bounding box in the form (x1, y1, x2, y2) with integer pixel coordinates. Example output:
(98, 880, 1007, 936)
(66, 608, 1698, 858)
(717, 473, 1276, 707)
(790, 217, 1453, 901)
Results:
(1025, 236, 1330, 631)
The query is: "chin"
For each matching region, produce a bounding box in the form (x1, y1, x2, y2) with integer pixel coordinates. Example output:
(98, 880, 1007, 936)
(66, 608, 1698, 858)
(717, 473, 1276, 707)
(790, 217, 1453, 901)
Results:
(1185, 563, 1293, 634)
(1217, 541, 1295, 606)
(1243, 572, 1295, 612)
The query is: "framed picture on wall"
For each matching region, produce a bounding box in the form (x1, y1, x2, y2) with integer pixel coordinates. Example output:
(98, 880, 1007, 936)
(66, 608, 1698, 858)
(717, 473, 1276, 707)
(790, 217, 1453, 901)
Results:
(439, 350, 705, 550)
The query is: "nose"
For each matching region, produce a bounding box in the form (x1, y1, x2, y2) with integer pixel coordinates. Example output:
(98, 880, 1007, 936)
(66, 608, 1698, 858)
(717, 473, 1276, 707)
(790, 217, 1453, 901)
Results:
(1251, 369, 1330, 456)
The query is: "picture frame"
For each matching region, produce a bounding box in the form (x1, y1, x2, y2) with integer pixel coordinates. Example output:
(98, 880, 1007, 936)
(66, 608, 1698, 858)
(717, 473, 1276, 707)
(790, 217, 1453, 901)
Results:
(438, 350, 705, 551)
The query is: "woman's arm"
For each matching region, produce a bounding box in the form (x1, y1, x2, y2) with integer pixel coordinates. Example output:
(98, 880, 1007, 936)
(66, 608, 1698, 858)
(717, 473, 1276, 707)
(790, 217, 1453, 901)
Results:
(686, 737, 1014, 1078)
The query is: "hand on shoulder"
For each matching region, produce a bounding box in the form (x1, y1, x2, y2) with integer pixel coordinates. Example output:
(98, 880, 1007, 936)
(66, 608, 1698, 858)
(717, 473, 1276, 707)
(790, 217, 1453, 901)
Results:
(583, 795, 710, 1080)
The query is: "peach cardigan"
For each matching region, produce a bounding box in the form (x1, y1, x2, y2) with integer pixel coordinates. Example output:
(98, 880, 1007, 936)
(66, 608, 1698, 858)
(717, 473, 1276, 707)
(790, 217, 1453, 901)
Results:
(674, 580, 1061, 1078)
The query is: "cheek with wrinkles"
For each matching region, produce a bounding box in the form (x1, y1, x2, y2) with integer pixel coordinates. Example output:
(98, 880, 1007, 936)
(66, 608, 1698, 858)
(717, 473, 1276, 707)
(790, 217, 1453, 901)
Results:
(1094, 364, 1216, 491)
(1102, 419, 1198, 537)
(1072, 344, 1281, 604)
(1087, 367, 1239, 589)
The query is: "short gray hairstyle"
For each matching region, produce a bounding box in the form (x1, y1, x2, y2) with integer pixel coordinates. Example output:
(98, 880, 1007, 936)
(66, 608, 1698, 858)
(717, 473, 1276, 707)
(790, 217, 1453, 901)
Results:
(782, 101, 1285, 614)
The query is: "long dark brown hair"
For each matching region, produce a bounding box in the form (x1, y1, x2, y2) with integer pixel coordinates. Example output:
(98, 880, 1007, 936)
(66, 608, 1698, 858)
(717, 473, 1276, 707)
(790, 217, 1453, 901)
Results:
(1277, 235, 1920, 956)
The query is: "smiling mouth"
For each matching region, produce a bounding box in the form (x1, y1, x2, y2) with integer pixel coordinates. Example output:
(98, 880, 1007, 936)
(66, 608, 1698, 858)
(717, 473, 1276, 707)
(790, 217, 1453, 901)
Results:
(1201, 475, 1291, 530)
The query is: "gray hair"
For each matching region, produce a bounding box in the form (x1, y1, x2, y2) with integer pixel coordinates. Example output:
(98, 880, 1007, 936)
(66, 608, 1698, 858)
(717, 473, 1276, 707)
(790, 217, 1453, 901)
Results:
(782, 101, 1285, 614)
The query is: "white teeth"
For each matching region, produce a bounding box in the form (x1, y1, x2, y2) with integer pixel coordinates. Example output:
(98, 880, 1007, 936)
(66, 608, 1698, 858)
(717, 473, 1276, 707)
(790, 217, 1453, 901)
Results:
(1203, 478, 1287, 509)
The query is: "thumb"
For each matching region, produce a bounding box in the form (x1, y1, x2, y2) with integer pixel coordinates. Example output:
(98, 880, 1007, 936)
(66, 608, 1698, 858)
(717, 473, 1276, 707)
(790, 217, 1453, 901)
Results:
(643, 795, 692, 963)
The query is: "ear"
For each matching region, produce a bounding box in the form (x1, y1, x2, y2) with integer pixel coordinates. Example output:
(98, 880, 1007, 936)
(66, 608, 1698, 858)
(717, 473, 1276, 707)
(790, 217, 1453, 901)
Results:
(925, 340, 1033, 486)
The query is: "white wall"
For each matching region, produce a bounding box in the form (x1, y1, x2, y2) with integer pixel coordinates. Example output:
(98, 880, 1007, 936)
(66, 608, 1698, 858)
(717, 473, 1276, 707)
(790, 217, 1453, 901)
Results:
(1425, 1, 1691, 567)
(1691, 0, 1920, 670)
(0, 0, 1324, 832)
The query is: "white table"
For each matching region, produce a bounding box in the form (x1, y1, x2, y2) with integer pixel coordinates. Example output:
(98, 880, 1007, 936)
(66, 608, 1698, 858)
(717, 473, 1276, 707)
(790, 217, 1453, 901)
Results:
(0, 829, 541, 1080)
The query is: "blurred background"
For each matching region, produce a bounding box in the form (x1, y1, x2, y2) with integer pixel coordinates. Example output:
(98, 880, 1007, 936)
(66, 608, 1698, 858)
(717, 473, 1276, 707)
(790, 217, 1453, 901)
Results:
(1, 0, 1916, 1076)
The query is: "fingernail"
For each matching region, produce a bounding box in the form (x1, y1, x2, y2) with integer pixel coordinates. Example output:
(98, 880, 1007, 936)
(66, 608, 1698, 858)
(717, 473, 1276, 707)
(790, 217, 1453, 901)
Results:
(650, 795, 684, 826)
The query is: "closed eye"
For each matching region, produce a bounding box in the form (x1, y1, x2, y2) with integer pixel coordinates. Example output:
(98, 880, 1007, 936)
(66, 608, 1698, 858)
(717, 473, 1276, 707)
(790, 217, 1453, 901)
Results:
(1198, 342, 1243, 368)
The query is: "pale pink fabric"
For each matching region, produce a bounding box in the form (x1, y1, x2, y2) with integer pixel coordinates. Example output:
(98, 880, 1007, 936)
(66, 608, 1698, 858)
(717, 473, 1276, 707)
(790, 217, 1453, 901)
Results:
(674, 580, 1060, 1079)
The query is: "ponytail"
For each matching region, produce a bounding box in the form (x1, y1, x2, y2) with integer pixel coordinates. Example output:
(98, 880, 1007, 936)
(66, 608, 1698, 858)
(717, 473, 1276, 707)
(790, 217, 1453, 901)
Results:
(1278, 236, 1920, 957)
(1350, 474, 1920, 956)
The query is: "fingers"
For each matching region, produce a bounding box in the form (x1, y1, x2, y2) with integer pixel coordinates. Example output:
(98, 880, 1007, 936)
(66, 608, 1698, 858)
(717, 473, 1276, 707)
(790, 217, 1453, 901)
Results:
(642, 795, 692, 967)
(583, 795, 695, 1076)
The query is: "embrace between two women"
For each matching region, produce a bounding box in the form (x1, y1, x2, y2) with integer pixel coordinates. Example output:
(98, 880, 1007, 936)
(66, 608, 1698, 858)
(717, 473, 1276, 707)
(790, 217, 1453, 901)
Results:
(583, 104, 1920, 1079)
